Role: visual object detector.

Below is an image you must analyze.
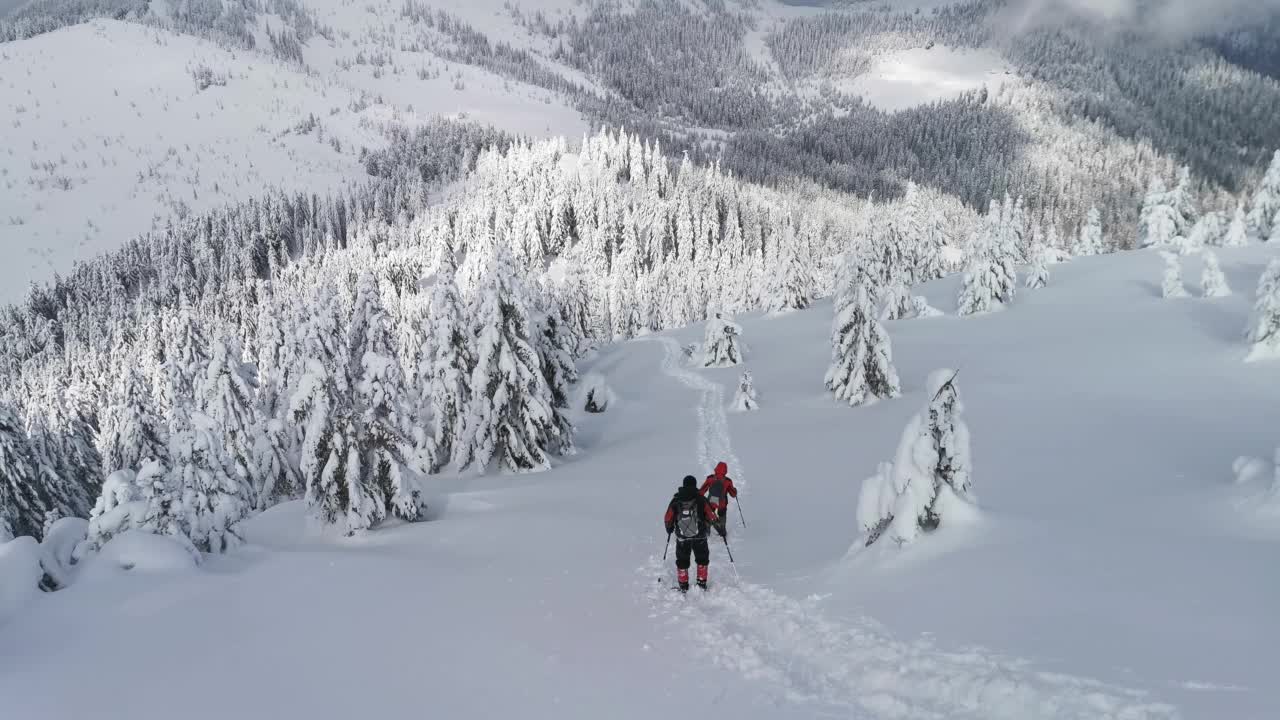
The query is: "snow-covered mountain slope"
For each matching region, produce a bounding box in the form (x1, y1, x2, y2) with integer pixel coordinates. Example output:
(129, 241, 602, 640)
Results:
(4, 244, 1277, 719)
(0, 10, 584, 304)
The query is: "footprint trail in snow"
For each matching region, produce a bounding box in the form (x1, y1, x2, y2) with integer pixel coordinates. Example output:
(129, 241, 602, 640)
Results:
(645, 335, 1177, 720)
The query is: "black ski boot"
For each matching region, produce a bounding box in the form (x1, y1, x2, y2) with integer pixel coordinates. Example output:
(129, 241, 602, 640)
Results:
(678, 581, 690, 593)
(697, 579, 708, 591)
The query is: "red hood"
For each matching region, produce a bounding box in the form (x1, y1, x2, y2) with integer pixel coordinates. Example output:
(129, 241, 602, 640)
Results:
(714, 462, 728, 477)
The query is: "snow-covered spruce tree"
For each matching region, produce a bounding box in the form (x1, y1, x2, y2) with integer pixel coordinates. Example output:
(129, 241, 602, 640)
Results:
(0, 403, 49, 540)
(702, 311, 744, 367)
(198, 336, 261, 509)
(291, 359, 379, 535)
(456, 247, 565, 473)
(165, 412, 249, 553)
(1224, 201, 1250, 248)
(99, 365, 168, 475)
(825, 266, 901, 407)
(1161, 252, 1190, 298)
(349, 271, 429, 522)
(254, 414, 302, 509)
(1138, 175, 1178, 249)
(856, 369, 973, 547)
(1169, 165, 1200, 238)
(1245, 258, 1280, 362)
(162, 301, 211, 435)
(1074, 207, 1105, 256)
(957, 217, 1016, 316)
(420, 262, 473, 471)
(1189, 211, 1225, 248)
(1201, 251, 1231, 298)
(878, 280, 915, 321)
(1247, 150, 1280, 240)
(732, 371, 758, 412)
(1025, 240, 1050, 289)
(532, 304, 578, 453)
(765, 223, 812, 314)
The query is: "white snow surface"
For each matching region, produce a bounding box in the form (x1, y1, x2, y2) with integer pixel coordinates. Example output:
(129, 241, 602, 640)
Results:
(5, 246, 1280, 718)
(0, 7, 585, 304)
(841, 46, 1013, 112)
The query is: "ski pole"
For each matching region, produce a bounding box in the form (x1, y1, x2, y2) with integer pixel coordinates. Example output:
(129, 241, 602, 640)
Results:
(720, 535, 741, 582)
(662, 532, 671, 561)
(736, 497, 746, 529)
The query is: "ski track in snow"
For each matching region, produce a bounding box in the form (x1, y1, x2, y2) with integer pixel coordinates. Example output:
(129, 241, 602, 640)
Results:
(644, 335, 1178, 720)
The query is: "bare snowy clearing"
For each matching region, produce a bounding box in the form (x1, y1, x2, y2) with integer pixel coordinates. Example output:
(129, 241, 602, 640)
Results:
(839, 45, 1014, 112)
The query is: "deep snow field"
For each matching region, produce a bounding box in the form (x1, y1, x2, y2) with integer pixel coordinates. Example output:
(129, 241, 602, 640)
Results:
(0, 10, 584, 304)
(4, 244, 1279, 720)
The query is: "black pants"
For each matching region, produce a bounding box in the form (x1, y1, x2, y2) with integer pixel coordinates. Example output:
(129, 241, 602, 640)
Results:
(674, 538, 710, 569)
(713, 506, 729, 534)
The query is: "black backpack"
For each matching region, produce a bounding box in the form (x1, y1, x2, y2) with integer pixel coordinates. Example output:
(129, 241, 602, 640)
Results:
(674, 497, 704, 540)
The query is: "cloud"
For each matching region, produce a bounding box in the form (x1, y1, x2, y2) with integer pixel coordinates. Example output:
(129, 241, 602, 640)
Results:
(998, 0, 1280, 38)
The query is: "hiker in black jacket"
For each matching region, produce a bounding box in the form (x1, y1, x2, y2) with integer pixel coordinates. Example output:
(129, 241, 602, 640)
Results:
(663, 475, 722, 592)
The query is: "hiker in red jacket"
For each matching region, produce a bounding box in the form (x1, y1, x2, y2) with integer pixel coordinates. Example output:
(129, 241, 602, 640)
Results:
(699, 461, 738, 534)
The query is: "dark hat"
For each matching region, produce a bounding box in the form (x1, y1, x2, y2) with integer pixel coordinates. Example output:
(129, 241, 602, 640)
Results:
(682, 475, 697, 489)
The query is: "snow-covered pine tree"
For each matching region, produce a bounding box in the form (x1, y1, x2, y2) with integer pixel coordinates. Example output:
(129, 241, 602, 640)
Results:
(254, 415, 302, 509)
(350, 271, 429, 522)
(1245, 258, 1280, 362)
(162, 301, 211, 435)
(701, 311, 744, 367)
(166, 411, 248, 553)
(1025, 239, 1050, 289)
(1138, 175, 1177, 248)
(198, 336, 261, 509)
(99, 365, 168, 475)
(291, 359, 378, 535)
(957, 211, 1016, 316)
(825, 266, 901, 407)
(420, 263, 473, 471)
(1247, 150, 1280, 240)
(856, 369, 974, 547)
(1224, 201, 1250, 247)
(1189, 211, 1225, 248)
(0, 403, 49, 540)
(457, 246, 564, 473)
(765, 223, 812, 314)
(1161, 252, 1190, 298)
(532, 301, 578, 453)
(1074, 207, 1105, 256)
(878, 280, 915, 321)
(1201, 251, 1231, 298)
(1169, 165, 1200, 238)
(732, 371, 758, 412)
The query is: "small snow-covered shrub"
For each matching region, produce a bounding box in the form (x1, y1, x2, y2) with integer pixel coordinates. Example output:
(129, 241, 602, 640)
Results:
(78, 468, 148, 558)
(1200, 251, 1231, 298)
(39, 517, 88, 590)
(579, 373, 616, 414)
(1245, 258, 1280, 361)
(702, 311, 743, 367)
(732, 371, 758, 412)
(910, 296, 943, 318)
(1160, 252, 1189, 298)
(856, 369, 974, 548)
(0, 536, 42, 625)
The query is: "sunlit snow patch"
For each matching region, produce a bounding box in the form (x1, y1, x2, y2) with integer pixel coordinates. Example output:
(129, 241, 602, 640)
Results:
(843, 46, 1013, 112)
